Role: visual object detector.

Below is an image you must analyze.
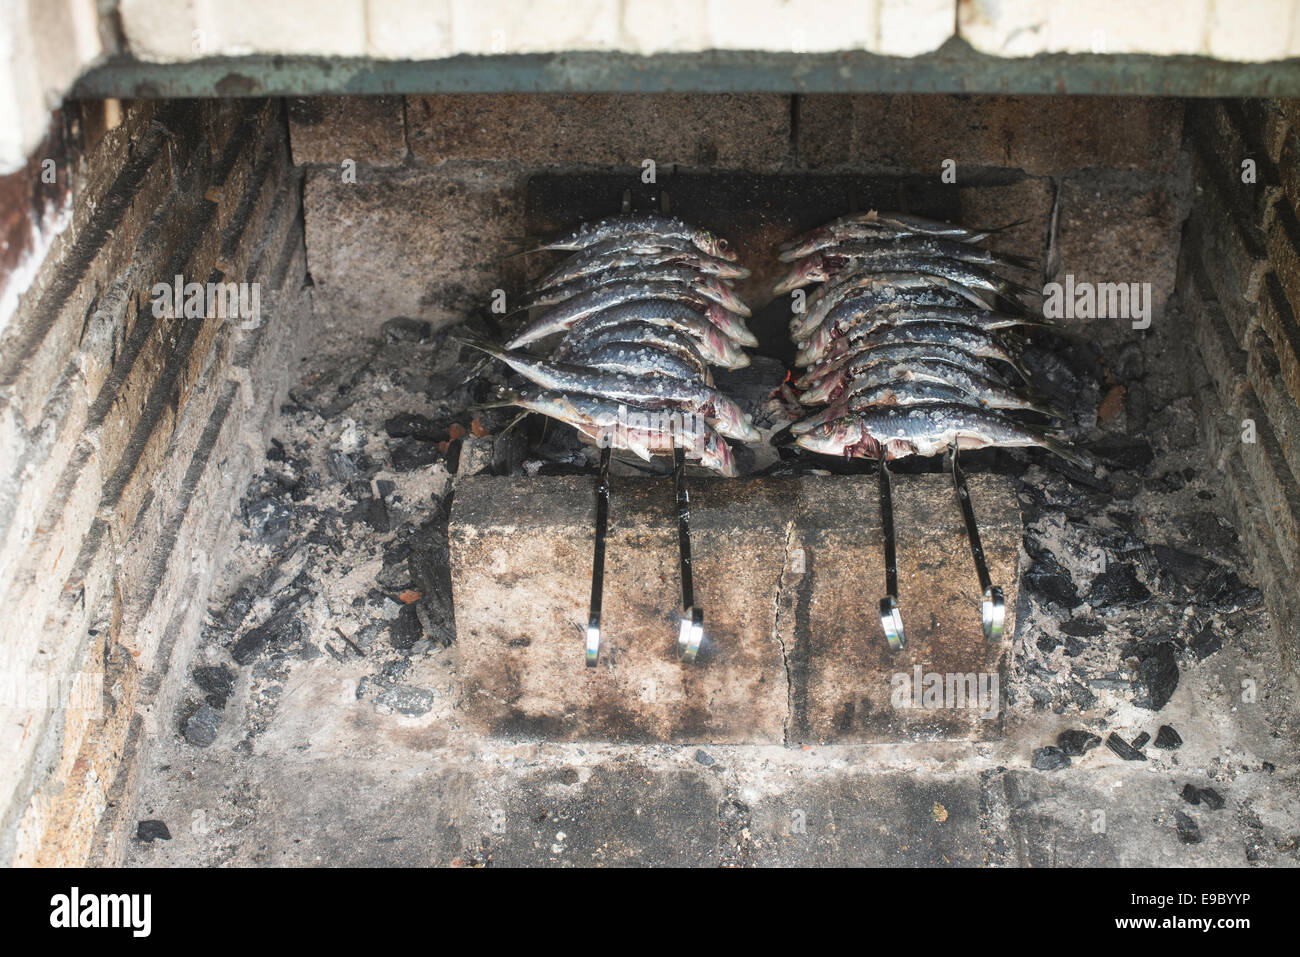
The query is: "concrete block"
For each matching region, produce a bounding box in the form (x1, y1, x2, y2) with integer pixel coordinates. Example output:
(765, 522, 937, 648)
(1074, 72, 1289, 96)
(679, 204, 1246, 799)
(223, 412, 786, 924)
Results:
(796, 95, 1183, 176)
(288, 97, 407, 167)
(451, 473, 1019, 744)
(302, 164, 525, 331)
(407, 94, 791, 170)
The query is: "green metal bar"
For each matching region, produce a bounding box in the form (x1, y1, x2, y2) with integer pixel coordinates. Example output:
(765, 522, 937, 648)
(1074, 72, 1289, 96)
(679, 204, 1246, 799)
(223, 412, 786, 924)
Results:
(70, 44, 1300, 100)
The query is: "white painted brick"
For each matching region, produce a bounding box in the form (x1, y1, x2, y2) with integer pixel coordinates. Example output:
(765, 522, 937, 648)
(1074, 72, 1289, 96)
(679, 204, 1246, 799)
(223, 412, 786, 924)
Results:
(705, 0, 876, 53)
(959, 0, 1213, 58)
(879, 0, 956, 56)
(620, 0, 714, 55)
(121, 0, 368, 60)
(448, 0, 622, 53)
(117, 0, 201, 62)
(0, 0, 102, 172)
(1208, 0, 1297, 62)
(366, 0, 453, 59)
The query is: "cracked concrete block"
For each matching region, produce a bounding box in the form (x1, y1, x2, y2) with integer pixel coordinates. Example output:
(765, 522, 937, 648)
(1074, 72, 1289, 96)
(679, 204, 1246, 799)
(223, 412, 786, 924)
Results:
(451, 473, 1019, 744)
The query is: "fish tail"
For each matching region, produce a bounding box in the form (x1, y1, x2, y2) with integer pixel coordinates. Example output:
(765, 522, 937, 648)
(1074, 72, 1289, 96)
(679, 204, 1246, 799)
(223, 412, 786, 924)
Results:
(995, 250, 1041, 271)
(470, 390, 523, 412)
(455, 335, 511, 363)
(972, 218, 1029, 237)
(1038, 433, 1094, 471)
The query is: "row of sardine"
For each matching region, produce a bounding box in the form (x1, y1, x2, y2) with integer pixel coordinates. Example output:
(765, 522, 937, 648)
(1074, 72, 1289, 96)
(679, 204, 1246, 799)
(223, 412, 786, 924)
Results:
(779, 210, 1087, 469)
(476, 215, 760, 475)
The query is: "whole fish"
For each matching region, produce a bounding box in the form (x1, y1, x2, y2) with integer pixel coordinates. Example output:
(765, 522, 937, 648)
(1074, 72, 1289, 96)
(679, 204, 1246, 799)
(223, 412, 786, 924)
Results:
(790, 286, 973, 342)
(565, 340, 712, 385)
(791, 378, 1046, 435)
(548, 301, 750, 369)
(552, 320, 713, 382)
(800, 358, 1055, 418)
(798, 320, 1027, 381)
(518, 215, 738, 262)
(780, 211, 1017, 261)
(533, 236, 750, 289)
(813, 256, 1033, 305)
(523, 266, 751, 317)
(794, 272, 1002, 343)
(795, 301, 1044, 366)
(486, 387, 739, 476)
(773, 239, 1037, 293)
(508, 282, 758, 349)
(799, 343, 1011, 405)
(794, 403, 1087, 468)
(461, 339, 758, 442)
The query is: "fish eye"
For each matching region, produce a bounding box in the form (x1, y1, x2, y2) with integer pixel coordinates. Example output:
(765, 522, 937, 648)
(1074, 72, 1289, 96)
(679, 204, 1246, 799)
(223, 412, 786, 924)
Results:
(716, 238, 731, 252)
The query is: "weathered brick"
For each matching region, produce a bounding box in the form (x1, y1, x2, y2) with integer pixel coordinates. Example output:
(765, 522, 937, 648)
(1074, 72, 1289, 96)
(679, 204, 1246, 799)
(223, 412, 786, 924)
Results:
(303, 164, 525, 331)
(1053, 173, 1183, 333)
(797, 95, 1183, 175)
(452, 473, 1018, 744)
(287, 96, 407, 167)
(407, 94, 791, 170)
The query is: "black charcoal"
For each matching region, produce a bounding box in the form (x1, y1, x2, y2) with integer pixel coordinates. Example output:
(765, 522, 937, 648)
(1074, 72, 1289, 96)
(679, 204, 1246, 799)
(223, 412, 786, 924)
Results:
(1154, 725, 1183, 749)
(1032, 746, 1071, 771)
(1057, 729, 1102, 756)
(1106, 733, 1147, 761)
(136, 820, 171, 842)
(1175, 811, 1202, 844)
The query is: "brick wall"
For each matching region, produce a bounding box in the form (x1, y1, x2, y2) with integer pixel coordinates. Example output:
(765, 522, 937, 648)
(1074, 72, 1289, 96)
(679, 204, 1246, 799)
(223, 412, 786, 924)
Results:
(1180, 98, 1300, 676)
(293, 93, 1186, 336)
(0, 98, 310, 865)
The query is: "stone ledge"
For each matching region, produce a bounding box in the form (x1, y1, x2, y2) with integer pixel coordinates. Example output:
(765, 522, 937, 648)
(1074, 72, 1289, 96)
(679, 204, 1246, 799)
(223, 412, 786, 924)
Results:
(451, 472, 1019, 744)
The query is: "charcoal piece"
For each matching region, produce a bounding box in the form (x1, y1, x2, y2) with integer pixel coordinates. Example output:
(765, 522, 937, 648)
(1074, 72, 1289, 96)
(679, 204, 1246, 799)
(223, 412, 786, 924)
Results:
(1204, 571, 1262, 611)
(390, 438, 440, 472)
(1175, 811, 1202, 844)
(327, 450, 359, 483)
(1105, 733, 1147, 761)
(1089, 436, 1154, 470)
(1032, 746, 1071, 771)
(1057, 729, 1102, 756)
(1174, 510, 1238, 551)
(183, 703, 221, 747)
(1131, 731, 1151, 749)
(1188, 624, 1222, 661)
(1153, 545, 1217, 590)
(244, 496, 291, 545)
(382, 316, 432, 343)
(1059, 619, 1105, 638)
(1085, 562, 1151, 607)
(1181, 782, 1201, 805)
(193, 665, 234, 708)
(1198, 787, 1225, 810)
(385, 412, 446, 442)
(377, 545, 414, 589)
(136, 820, 172, 842)
(1133, 643, 1180, 711)
(1063, 636, 1085, 657)
(694, 749, 716, 767)
(1154, 724, 1183, 749)
(1113, 341, 1146, 381)
(1036, 634, 1062, 653)
(230, 594, 309, 665)
(1024, 550, 1079, 608)
(389, 603, 423, 650)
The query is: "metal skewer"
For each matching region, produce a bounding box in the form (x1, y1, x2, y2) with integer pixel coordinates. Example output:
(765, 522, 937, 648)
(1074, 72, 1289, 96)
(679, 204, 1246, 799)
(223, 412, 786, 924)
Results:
(947, 445, 1005, 642)
(586, 444, 612, 667)
(673, 445, 705, 661)
(877, 458, 905, 651)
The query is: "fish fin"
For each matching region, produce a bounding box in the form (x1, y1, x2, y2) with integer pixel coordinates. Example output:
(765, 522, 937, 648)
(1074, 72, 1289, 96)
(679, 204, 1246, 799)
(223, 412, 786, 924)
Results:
(994, 250, 1041, 271)
(971, 218, 1029, 237)
(1038, 433, 1094, 471)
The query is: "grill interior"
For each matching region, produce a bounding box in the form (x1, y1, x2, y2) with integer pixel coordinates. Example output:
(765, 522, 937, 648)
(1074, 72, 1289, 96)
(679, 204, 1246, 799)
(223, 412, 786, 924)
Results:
(2, 87, 1298, 867)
